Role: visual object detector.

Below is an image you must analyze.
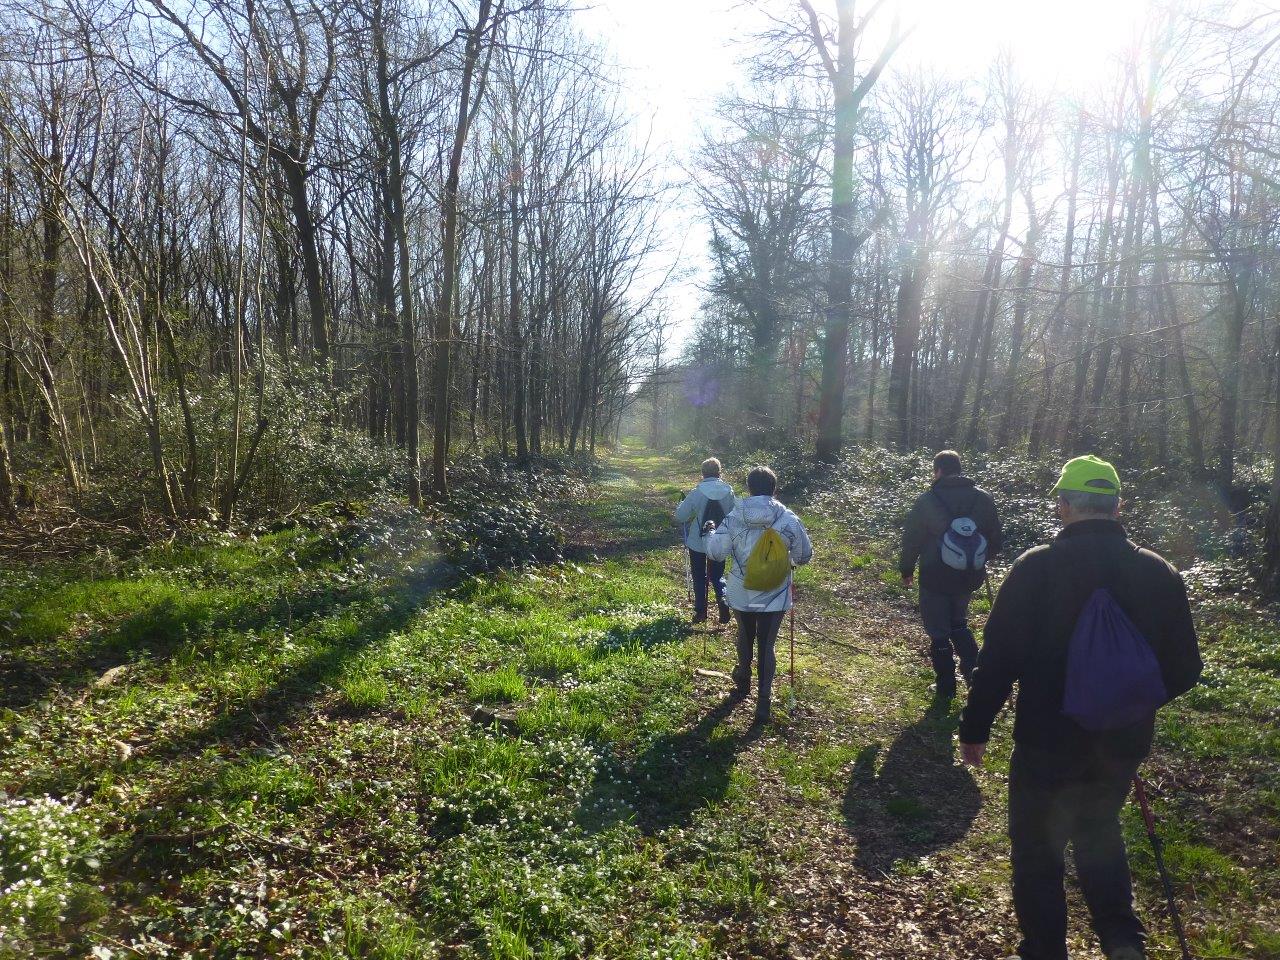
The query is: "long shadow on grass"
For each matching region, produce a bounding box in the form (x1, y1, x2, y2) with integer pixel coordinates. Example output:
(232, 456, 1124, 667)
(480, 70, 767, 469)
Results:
(841, 703, 981, 870)
(579, 693, 757, 835)
(3, 513, 449, 710)
(93, 568, 461, 896)
(2, 578, 377, 711)
(20, 560, 456, 802)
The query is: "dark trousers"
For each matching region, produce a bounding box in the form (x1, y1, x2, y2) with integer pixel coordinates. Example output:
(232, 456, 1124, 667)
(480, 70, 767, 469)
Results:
(1009, 746, 1146, 960)
(733, 610, 785, 705)
(918, 587, 978, 693)
(689, 549, 726, 617)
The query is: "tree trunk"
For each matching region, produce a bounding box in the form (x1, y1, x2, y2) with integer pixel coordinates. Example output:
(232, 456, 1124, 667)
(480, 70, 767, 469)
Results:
(509, 175, 528, 460)
(373, 7, 422, 505)
(946, 236, 1001, 443)
(0, 412, 16, 523)
(886, 261, 923, 448)
(995, 199, 1042, 449)
(813, 0, 901, 460)
(432, 0, 494, 494)
(1265, 317, 1280, 591)
(814, 1, 858, 462)
(1027, 115, 1082, 455)
(1217, 283, 1248, 491)
(963, 194, 1014, 448)
(280, 158, 331, 370)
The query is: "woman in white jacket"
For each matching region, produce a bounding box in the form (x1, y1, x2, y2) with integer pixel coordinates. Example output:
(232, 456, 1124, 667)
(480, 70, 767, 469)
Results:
(705, 465, 813, 722)
(673, 458, 737, 624)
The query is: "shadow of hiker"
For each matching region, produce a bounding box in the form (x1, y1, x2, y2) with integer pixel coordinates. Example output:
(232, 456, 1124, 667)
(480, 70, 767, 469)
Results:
(592, 614, 687, 655)
(580, 692, 758, 836)
(841, 702, 981, 871)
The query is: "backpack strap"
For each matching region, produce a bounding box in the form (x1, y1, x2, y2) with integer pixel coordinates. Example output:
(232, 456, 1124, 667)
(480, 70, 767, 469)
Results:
(931, 489, 981, 526)
(731, 509, 788, 569)
(929, 490, 956, 523)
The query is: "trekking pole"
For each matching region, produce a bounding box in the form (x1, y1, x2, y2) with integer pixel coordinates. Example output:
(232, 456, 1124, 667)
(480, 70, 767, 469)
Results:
(789, 573, 796, 689)
(1132, 774, 1194, 960)
(679, 523, 693, 609)
(706, 546, 714, 626)
(983, 570, 995, 606)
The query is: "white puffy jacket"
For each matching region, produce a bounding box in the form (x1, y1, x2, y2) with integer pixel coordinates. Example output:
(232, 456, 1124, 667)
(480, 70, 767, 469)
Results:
(706, 495, 813, 612)
(674, 478, 736, 551)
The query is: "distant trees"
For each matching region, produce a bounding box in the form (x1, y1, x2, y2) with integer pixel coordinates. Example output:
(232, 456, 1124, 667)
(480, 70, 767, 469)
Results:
(881, 73, 977, 449)
(690, 91, 825, 419)
(684, 0, 1280, 500)
(793, 0, 907, 461)
(0, 0, 666, 521)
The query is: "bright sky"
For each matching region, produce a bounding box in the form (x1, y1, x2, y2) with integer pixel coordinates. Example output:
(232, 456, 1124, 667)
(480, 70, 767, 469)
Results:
(576, 0, 1152, 350)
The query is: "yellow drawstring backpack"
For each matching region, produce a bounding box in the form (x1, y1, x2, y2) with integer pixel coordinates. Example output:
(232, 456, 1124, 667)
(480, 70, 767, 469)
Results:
(742, 517, 791, 591)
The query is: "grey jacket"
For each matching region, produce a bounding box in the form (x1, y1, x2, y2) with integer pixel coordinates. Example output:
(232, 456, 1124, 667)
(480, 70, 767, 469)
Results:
(706, 496, 813, 612)
(674, 477, 736, 551)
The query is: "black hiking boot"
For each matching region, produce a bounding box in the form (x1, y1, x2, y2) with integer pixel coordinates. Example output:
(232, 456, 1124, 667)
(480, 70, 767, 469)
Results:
(731, 664, 751, 698)
(718, 602, 731, 624)
(691, 612, 707, 625)
(930, 681, 956, 701)
(752, 701, 771, 725)
(926, 691, 953, 718)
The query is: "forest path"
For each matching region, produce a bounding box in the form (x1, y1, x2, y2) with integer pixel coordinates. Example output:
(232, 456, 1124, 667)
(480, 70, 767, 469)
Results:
(595, 443, 1120, 960)
(3, 442, 1213, 958)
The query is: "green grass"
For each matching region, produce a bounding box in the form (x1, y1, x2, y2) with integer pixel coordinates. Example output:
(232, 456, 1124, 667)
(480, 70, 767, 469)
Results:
(1, 444, 1276, 959)
(468, 664, 529, 704)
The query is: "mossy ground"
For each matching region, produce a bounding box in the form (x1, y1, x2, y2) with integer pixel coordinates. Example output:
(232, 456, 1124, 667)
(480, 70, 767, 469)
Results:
(1, 441, 1276, 958)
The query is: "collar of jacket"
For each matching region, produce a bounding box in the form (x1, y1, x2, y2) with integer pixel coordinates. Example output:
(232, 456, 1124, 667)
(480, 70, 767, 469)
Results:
(740, 495, 783, 526)
(931, 475, 975, 490)
(1056, 518, 1127, 540)
(697, 477, 733, 497)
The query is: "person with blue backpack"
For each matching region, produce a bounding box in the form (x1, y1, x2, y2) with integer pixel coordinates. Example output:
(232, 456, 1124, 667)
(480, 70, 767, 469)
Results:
(674, 457, 737, 624)
(899, 450, 1003, 700)
(958, 455, 1203, 960)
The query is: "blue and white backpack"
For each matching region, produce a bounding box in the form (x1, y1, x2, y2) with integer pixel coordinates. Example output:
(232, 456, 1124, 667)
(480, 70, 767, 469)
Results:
(932, 492, 988, 572)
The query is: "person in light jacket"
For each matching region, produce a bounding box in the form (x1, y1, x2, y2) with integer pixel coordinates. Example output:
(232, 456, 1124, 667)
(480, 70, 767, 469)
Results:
(674, 457, 737, 624)
(706, 465, 813, 722)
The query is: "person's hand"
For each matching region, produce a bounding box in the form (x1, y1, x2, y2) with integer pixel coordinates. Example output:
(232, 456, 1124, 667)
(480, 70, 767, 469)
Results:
(901, 572, 914, 589)
(960, 742, 986, 767)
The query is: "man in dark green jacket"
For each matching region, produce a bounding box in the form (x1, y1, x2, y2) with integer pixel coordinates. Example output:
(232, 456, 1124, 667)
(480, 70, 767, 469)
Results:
(959, 455, 1203, 960)
(899, 450, 1002, 698)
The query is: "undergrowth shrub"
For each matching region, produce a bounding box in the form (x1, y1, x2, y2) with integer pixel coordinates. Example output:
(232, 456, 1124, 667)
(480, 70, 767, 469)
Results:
(722, 439, 1271, 596)
(425, 456, 590, 574)
(74, 356, 405, 523)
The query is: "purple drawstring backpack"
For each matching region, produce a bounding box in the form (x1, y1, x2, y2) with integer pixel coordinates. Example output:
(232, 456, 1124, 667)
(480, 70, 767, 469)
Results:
(1062, 588, 1168, 731)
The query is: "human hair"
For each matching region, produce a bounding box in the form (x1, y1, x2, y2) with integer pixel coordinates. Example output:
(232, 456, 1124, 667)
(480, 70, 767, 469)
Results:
(701, 457, 722, 478)
(1058, 488, 1120, 517)
(933, 450, 963, 477)
(746, 465, 777, 497)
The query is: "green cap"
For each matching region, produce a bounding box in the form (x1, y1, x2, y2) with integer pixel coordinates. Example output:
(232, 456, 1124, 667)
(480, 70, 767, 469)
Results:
(1051, 455, 1121, 497)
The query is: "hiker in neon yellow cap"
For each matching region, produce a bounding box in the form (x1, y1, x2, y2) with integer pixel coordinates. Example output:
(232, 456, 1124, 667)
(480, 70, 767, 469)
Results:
(959, 453, 1202, 960)
(1051, 454, 1122, 500)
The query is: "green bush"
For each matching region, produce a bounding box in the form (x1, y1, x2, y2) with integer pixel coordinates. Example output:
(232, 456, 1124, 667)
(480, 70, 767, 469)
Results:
(427, 457, 587, 574)
(89, 354, 406, 521)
